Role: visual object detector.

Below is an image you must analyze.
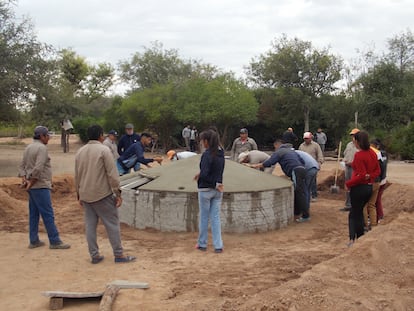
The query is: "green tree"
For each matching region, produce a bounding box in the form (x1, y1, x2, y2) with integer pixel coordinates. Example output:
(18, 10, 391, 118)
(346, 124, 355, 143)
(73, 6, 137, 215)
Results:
(0, 0, 50, 121)
(247, 35, 343, 131)
(119, 41, 218, 91)
(176, 74, 258, 146)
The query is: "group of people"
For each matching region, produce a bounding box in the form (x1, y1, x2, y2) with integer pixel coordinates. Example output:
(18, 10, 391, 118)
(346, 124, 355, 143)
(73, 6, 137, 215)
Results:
(342, 128, 388, 246)
(19, 125, 138, 263)
(19, 124, 225, 261)
(19, 122, 387, 261)
(230, 127, 325, 223)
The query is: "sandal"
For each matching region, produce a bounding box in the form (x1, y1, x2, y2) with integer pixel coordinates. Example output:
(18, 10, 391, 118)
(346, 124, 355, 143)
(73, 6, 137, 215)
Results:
(114, 255, 136, 263)
(91, 255, 104, 264)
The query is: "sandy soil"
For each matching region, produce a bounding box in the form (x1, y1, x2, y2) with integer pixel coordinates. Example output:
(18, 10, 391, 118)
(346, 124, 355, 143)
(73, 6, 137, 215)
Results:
(0, 136, 413, 311)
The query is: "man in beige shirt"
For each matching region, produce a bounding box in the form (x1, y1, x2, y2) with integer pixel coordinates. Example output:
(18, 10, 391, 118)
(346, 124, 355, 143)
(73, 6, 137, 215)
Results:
(75, 124, 135, 264)
(299, 132, 324, 201)
(18, 126, 70, 250)
(103, 129, 119, 160)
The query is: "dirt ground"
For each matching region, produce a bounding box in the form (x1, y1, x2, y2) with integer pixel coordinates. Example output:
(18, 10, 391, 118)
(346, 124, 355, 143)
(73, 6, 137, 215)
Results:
(0, 136, 413, 311)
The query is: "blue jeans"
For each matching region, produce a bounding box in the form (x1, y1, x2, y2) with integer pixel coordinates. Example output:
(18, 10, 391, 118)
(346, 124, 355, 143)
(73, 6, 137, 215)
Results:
(197, 189, 223, 250)
(116, 160, 140, 175)
(28, 188, 61, 244)
(305, 168, 318, 209)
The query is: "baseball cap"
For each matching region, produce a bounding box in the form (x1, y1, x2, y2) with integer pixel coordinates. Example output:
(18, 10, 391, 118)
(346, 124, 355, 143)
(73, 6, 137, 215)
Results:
(34, 126, 50, 137)
(303, 132, 312, 139)
(238, 151, 249, 163)
(349, 128, 360, 135)
(167, 150, 176, 160)
(108, 130, 118, 136)
(240, 128, 248, 134)
(125, 123, 134, 129)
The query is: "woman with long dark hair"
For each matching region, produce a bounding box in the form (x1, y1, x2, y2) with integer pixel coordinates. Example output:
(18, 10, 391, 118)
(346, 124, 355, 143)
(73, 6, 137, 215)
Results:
(194, 129, 225, 253)
(345, 131, 380, 246)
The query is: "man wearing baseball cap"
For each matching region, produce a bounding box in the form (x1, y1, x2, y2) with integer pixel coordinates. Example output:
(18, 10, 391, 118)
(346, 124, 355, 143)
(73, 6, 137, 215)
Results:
(166, 150, 197, 161)
(117, 123, 140, 156)
(103, 130, 119, 160)
(18, 126, 71, 250)
(230, 128, 258, 161)
(299, 132, 324, 201)
(340, 128, 360, 212)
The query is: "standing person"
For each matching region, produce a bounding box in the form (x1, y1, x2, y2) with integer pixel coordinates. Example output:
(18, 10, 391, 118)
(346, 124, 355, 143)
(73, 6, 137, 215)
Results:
(253, 139, 308, 223)
(282, 127, 298, 146)
(299, 132, 324, 201)
(362, 140, 384, 230)
(340, 128, 360, 212)
(190, 126, 198, 152)
(117, 123, 140, 156)
(18, 126, 71, 249)
(230, 128, 258, 161)
(238, 150, 273, 174)
(182, 125, 191, 151)
(75, 125, 136, 264)
(345, 131, 380, 247)
(296, 150, 320, 212)
(315, 128, 328, 152)
(103, 130, 119, 160)
(374, 139, 388, 223)
(194, 129, 225, 253)
(116, 133, 163, 176)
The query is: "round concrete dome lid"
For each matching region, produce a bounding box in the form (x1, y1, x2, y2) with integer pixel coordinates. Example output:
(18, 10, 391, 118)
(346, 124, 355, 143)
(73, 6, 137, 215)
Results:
(121, 154, 292, 193)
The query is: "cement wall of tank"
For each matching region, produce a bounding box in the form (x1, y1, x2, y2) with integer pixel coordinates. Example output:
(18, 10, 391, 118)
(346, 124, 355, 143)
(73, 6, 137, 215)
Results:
(119, 155, 294, 233)
(119, 187, 293, 233)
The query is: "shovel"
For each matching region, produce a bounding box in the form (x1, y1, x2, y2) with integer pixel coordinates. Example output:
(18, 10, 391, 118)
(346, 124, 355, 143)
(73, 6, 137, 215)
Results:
(330, 141, 342, 194)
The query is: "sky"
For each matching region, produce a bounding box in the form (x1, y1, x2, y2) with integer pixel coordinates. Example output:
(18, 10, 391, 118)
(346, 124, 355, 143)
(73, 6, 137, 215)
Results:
(14, 0, 414, 91)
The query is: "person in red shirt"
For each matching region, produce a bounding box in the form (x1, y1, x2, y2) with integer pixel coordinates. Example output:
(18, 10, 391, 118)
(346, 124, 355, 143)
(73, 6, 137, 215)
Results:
(345, 131, 380, 246)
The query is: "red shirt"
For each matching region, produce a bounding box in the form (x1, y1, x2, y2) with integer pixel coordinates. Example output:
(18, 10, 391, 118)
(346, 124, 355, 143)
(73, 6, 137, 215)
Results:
(345, 148, 380, 188)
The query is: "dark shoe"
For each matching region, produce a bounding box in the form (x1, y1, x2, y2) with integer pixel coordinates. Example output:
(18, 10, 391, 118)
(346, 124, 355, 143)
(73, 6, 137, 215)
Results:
(340, 207, 351, 212)
(49, 241, 71, 249)
(91, 255, 104, 264)
(296, 217, 311, 223)
(28, 240, 45, 249)
(214, 248, 223, 253)
(195, 244, 207, 251)
(114, 255, 136, 263)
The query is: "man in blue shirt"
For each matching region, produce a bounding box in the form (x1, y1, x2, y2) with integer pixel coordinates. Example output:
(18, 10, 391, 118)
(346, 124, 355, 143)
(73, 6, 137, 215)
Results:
(117, 123, 140, 156)
(116, 133, 163, 175)
(253, 139, 309, 222)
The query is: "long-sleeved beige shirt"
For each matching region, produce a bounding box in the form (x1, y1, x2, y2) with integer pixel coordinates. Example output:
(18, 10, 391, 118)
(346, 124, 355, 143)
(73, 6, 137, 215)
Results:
(75, 140, 121, 203)
(298, 140, 324, 165)
(18, 140, 52, 189)
(343, 141, 358, 165)
(103, 137, 119, 160)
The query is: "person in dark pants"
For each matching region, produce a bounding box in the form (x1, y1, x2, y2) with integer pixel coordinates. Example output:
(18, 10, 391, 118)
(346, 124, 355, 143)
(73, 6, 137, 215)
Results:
(253, 139, 309, 222)
(345, 131, 380, 247)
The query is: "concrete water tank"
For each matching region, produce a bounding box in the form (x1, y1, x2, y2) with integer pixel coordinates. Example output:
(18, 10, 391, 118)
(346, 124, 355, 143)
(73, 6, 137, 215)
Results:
(119, 155, 293, 233)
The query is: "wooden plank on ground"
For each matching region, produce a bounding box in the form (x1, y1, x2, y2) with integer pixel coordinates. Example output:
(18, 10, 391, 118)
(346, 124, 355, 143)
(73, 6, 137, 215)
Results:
(108, 280, 149, 289)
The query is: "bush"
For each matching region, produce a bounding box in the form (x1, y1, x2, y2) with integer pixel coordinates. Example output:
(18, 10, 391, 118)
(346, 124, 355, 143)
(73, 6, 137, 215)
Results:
(0, 122, 35, 138)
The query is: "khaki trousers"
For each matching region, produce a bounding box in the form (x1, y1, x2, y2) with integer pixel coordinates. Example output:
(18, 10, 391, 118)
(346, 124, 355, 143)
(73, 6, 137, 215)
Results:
(363, 182, 380, 227)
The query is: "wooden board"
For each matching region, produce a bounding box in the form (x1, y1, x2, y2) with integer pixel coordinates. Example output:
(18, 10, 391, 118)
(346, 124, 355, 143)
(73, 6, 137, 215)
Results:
(108, 280, 149, 289)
